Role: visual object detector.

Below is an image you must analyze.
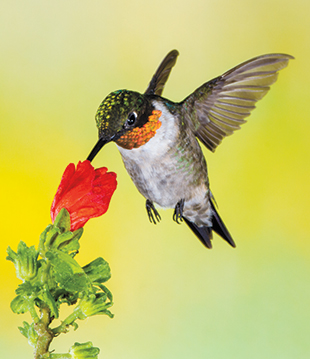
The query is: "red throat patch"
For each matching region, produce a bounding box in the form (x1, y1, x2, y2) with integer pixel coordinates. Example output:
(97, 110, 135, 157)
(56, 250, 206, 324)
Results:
(116, 110, 162, 150)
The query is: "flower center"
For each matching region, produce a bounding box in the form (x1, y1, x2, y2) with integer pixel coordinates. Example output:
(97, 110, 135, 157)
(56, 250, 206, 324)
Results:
(116, 110, 162, 150)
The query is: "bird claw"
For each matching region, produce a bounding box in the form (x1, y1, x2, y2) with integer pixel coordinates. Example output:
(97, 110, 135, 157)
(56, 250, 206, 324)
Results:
(173, 199, 185, 224)
(146, 199, 161, 224)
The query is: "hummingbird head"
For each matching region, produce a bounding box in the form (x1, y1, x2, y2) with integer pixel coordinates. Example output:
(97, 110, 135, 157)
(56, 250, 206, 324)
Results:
(87, 89, 162, 161)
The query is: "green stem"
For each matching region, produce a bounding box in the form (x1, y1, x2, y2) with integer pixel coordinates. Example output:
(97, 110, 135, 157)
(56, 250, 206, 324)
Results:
(28, 301, 40, 323)
(34, 306, 54, 359)
(52, 311, 79, 335)
(50, 354, 71, 359)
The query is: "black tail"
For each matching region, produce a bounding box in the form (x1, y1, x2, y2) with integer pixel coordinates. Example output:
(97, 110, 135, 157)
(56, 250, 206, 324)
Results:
(183, 201, 236, 249)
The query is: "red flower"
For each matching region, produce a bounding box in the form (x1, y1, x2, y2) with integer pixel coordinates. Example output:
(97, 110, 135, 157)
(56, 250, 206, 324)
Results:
(51, 160, 117, 231)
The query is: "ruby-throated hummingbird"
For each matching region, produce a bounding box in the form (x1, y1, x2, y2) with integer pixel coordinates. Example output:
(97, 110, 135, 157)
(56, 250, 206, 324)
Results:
(87, 50, 293, 248)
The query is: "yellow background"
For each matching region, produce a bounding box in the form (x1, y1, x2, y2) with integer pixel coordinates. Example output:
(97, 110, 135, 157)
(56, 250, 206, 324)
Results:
(1, 1, 309, 358)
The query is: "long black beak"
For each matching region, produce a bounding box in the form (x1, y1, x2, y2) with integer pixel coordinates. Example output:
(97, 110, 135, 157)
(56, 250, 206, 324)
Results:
(87, 137, 111, 162)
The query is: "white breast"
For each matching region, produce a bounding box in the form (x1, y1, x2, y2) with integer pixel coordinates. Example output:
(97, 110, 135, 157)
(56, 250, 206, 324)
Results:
(116, 100, 182, 207)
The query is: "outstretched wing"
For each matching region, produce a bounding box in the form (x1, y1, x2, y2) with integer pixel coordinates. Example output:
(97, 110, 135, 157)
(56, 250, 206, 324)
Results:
(145, 49, 179, 96)
(182, 53, 294, 152)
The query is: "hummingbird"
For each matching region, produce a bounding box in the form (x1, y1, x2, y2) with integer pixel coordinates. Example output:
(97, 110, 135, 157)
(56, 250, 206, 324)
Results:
(87, 50, 293, 249)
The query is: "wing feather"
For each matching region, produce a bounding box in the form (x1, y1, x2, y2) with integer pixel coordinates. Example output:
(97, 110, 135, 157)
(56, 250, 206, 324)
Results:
(182, 53, 294, 152)
(145, 50, 179, 96)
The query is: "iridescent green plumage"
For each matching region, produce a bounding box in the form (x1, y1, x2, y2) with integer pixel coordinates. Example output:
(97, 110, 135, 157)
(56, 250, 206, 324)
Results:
(95, 90, 146, 136)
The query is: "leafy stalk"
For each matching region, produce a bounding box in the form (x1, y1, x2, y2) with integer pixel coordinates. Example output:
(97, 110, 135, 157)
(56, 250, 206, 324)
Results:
(7, 209, 112, 359)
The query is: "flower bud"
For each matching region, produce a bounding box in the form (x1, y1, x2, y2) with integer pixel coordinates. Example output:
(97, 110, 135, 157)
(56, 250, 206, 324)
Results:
(74, 293, 112, 320)
(82, 257, 111, 284)
(69, 341, 100, 359)
(7, 242, 38, 281)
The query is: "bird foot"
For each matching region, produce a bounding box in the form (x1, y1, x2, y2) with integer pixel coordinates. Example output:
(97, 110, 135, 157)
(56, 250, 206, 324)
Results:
(173, 199, 185, 224)
(146, 199, 161, 224)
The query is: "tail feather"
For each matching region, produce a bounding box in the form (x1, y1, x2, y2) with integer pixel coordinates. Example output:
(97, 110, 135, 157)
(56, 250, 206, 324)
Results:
(210, 200, 236, 248)
(184, 201, 236, 249)
(183, 217, 213, 248)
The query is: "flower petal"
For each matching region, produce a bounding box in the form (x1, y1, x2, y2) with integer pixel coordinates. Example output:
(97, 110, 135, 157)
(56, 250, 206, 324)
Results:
(51, 160, 117, 231)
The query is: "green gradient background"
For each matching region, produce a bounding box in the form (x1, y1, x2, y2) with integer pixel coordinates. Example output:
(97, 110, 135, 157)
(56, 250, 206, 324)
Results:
(1, 1, 309, 358)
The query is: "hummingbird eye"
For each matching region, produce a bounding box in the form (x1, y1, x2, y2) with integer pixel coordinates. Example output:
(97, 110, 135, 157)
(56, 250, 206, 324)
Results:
(126, 111, 137, 126)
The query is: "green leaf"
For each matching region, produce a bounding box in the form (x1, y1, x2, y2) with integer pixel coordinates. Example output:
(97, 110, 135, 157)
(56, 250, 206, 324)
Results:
(53, 288, 79, 306)
(38, 224, 53, 256)
(52, 231, 76, 250)
(13, 284, 40, 321)
(94, 283, 113, 302)
(16, 281, 40, 297)
(45, 227, 61, 249)
(46, 250, 90, 293)
(18, 321, 38, 348)
(42, 219, 83, 254)
(18, 321, 31, 338)
(41, 285, 59, 318)
(82, 257, 111, 284)
(6, 246, 17, 262)
(11, 295, 29, 314)
(53, 208, 71, 232)
(102, 308, 114, 319)
(71, 321, 79, 331)
(56, 228, 83, 252)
